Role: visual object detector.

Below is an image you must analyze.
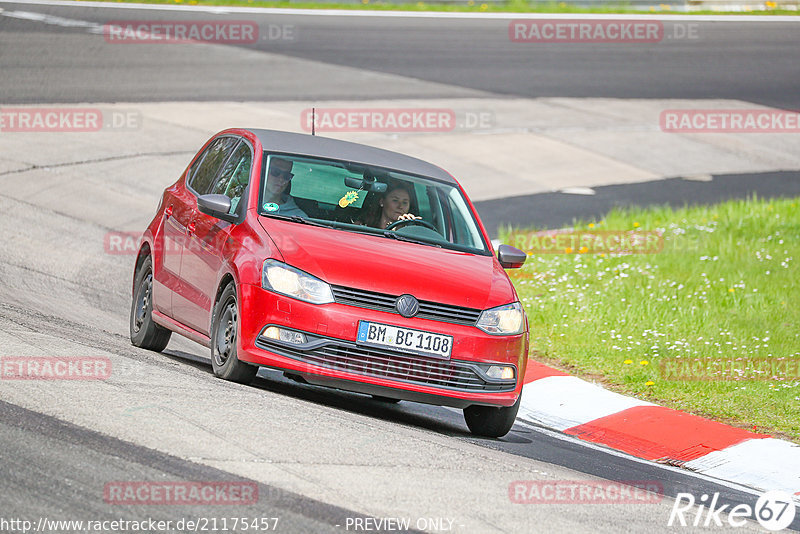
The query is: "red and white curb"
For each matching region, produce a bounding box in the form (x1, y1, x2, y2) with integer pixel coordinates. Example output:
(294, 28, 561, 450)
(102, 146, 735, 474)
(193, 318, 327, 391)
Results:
(517, 361, 800, 501)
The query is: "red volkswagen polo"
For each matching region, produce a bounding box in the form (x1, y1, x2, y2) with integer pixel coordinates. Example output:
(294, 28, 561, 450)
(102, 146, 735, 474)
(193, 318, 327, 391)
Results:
(130, 129, 529, 437)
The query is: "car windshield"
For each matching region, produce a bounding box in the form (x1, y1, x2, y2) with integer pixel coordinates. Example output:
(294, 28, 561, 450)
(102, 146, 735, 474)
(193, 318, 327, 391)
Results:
(258, 153, 490, 254)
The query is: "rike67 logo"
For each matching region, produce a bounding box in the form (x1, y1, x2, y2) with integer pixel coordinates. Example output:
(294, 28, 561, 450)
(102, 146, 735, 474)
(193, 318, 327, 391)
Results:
(669, 490, 796, 531)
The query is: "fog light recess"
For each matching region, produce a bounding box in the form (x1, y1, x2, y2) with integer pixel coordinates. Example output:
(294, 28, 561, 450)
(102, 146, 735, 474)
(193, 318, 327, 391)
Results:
(486, 365, 515, 380)
(260, 326, 306, 345)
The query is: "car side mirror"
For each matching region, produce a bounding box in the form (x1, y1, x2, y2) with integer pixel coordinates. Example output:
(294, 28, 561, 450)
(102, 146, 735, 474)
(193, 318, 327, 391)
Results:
(497, 244, 527, 269)
(197, 194, 236, 223)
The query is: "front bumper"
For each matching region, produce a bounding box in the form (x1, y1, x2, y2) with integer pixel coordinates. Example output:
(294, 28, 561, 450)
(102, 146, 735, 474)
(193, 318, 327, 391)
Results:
(237, 283, 528, 407)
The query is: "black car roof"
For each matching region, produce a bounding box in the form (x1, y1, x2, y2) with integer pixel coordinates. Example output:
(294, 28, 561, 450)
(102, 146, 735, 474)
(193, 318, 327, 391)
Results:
(249, 129, 456, 184)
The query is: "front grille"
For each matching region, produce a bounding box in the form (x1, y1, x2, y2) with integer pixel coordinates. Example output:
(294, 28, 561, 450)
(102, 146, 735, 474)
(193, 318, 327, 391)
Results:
(330, 285, 482, 326)
(257, 337, 514, 392)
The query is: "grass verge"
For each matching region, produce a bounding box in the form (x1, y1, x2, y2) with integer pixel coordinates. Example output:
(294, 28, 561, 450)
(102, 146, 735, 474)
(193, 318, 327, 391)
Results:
(503, 196, 800, 442)
(75, 0, 800, 15)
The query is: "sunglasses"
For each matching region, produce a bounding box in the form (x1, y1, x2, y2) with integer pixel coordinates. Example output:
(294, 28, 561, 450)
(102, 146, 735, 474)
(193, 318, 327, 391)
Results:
(269, 167, 294, 181)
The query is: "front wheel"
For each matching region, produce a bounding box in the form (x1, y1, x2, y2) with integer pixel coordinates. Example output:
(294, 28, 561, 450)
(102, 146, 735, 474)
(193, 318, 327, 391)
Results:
(211, 283, 258, 384)
(463, 395, 521, 438)
(130, 256, 171, 352)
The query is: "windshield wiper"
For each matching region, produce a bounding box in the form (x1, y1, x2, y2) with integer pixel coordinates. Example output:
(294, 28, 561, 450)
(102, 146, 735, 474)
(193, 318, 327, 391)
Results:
(291, 216, 333, 228)
(381, 231, 442, 248)
(268, 214, 334, 229)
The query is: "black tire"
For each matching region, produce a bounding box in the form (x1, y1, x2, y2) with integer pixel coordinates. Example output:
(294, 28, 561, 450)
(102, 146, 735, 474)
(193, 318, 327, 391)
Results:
(130, 256, 171, 352)
(371, 395, 401, 404)
(211, 283, 258, 384)
(463, 394, 521, 438)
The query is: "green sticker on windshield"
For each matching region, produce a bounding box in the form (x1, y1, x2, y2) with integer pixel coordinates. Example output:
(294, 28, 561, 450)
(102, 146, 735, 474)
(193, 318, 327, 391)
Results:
(263, 202, 279, 212)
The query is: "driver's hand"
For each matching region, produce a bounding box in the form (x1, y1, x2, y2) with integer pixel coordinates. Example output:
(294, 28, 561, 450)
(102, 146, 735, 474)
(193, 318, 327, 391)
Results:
(396, 213, 421, 222)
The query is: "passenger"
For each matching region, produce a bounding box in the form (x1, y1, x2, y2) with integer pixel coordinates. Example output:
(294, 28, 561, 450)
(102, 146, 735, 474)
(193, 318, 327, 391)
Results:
(263, 157, 307, 218)
(363, 183, 420, 229)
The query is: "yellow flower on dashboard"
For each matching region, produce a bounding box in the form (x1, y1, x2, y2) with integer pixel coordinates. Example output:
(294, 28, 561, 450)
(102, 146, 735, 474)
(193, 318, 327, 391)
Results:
(338, 190, 360, 208)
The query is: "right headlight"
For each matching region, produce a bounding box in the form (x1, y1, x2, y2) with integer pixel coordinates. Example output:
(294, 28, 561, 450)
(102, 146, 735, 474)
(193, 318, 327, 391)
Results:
(261, 259, 334, 304)
(476, 302, 524, 335)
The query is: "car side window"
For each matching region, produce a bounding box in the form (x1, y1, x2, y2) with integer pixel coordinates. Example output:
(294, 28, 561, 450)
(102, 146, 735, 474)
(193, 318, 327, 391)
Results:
(209, 141, 252, 215)
(188, 136, 239, 195)
(443, 188, 481, 249)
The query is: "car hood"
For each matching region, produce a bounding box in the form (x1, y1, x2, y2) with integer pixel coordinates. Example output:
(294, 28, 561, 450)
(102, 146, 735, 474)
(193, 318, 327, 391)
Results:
(258, 217, 516, 310)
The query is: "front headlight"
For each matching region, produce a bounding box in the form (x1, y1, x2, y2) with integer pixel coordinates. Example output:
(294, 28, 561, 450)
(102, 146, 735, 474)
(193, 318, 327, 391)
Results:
(476, 302, 524, 335)
(261, 259, 334, 304)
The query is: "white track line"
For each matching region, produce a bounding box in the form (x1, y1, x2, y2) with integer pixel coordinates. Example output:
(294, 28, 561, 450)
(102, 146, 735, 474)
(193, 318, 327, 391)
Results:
(2, 8, 102, 31)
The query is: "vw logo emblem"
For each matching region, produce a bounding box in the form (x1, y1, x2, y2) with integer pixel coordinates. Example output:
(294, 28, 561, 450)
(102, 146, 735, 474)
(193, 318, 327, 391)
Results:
(395, 294, 419, 318)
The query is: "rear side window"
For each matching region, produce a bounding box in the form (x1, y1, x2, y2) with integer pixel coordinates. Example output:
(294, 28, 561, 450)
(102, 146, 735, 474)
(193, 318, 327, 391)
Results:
(188, 136, 239, 195)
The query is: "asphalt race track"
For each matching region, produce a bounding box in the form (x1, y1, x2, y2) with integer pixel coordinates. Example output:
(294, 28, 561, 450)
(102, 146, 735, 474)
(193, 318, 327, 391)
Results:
(1, 3, 799, 107)
(1, 2, 799, 532)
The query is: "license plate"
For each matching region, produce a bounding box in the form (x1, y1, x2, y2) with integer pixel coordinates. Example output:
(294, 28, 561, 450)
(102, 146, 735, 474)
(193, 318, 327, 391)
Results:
(356, 321, 453, 360)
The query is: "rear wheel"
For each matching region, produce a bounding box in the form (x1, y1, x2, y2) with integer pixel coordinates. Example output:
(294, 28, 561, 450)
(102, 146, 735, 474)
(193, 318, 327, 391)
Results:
(130, 256, 171, 351)
(211, 283, 258, 384)
(463, 395, 521, 438)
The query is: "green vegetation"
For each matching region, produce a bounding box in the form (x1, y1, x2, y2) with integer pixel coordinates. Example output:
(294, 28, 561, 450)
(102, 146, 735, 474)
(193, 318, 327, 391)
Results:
(76, 0, 800, 15)
(504, 197, 800, 441)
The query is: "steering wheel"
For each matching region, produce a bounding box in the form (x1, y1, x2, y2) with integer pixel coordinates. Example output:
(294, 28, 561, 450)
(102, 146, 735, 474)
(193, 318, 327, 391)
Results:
(386, 218, 438, 232)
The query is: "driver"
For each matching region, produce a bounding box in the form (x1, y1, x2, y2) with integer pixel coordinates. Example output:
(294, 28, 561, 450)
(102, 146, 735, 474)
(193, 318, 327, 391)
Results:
(264, 157, 307, 218)
(364, 183, 420, 229)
